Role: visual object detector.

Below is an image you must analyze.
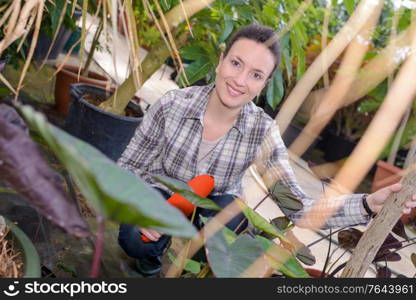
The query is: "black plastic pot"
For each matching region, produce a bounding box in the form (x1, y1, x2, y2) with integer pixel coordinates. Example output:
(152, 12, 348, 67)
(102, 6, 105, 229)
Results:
(322, 131, 357, 162)
(65, 83, 143, 161)
(282, 122, 319, 160)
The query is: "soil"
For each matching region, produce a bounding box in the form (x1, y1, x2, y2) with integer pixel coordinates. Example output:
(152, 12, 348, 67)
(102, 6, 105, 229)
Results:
(0, 227, 24, 278)
(83, 93, 143, 118)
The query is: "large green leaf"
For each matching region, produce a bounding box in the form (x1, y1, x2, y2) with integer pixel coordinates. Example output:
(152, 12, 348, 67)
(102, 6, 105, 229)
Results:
(179, 58, 212, 86)
(219, 19, 234, 43)
(270, 182, 303, 215)
(167, 252, 202, 274)
(151, 174, 221, 211)
(343, 0, 355, 16)
(17, 105, 196, 238)
(256, 235, 310, 278)
(266, 69, 285, 110)
(235, 199, 289, 243)
(180, 45, 209, 61)
(205, 228, 264, 278)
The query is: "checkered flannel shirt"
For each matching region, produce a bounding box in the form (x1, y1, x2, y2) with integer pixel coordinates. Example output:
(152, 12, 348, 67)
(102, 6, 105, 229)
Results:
(117, 84, 370, 229)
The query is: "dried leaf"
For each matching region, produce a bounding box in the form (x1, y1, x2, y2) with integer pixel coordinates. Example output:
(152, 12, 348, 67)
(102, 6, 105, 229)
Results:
(337, 228, 363, 250)
(411, 253, 416, 268)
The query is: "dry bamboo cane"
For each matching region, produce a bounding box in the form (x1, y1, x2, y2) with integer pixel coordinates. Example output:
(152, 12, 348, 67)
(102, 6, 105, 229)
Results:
(341, 167, 416, 277)
(331, 15, 416, 197)
(289, 2, 383, 157)
(275, 0, 383, 134)
(296, 15, 416, 230)
(303, 20, 416, 117)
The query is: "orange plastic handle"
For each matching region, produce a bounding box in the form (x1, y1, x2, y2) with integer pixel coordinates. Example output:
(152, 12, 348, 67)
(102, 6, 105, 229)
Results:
(141, 175, 215, 242)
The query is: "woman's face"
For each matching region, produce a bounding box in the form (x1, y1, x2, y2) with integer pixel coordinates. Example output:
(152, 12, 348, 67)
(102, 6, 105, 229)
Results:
(213, 38, 276, 111)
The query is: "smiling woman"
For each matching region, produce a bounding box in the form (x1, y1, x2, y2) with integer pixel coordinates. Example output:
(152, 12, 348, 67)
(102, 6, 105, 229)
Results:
(115, 24, 416, 277)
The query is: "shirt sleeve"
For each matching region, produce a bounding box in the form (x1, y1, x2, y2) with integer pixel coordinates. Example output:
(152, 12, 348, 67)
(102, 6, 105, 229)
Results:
(253, 121, 371, 229)
(116, 91, 172, 186)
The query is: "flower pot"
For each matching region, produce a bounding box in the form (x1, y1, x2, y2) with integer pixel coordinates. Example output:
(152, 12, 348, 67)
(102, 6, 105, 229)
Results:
(304, 268, 331, 278)
(54, 64, 110, 115)
(322, 131, 356, 162)
(282, 123, 319, 160)
(4, 217, 41, 278)
(371, 160, 402, 193)
(64, 83, 144, 161)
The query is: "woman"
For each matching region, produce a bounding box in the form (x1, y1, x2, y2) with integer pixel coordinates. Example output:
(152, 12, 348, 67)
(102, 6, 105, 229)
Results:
(117, 24, 416, 276)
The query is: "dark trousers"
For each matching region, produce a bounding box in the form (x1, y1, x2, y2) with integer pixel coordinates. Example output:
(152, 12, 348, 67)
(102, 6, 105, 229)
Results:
(118, 188, 248, 260)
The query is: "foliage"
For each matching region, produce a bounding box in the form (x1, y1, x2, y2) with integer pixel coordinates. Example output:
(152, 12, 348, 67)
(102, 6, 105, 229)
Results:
(16, 104, 197, 239)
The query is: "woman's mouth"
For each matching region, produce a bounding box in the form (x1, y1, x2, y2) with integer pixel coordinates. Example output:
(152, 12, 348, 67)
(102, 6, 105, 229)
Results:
(226, 84, 244, 97)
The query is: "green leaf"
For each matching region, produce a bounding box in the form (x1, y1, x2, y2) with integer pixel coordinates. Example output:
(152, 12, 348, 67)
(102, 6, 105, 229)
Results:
(206, 231, 264, 277)
(167, 252, 202, 274)
(178, 58, 212, 86)
(255, 236, 310, 278)
(343, 0, 355, 16)
(17, 105, 196, 239)
(219, 19, 234, 43)
(270, 216, 291, 231)
(151, 174, 221, 211)
(180, 45, 209, 61)
(280, 33, 292, 84)
(270, 182, 304, 214)
(235, 199, 289, 243)
(266, 69, 285, 110)
(285, 231, 316, 266)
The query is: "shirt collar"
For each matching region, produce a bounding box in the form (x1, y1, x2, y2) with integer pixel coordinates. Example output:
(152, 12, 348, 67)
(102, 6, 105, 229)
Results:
(182, 83, 249, 136)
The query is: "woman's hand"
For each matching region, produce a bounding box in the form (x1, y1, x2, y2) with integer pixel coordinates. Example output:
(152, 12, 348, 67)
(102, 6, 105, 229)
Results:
(139, 228, 162, 242)
(365, 183, 416, 216)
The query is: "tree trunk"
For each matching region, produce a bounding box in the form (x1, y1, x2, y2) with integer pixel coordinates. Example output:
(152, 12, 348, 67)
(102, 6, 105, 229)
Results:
(341, 168, 416, 277)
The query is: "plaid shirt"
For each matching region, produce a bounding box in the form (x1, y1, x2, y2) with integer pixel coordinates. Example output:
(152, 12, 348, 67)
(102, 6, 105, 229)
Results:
(117, 84, 370, 229)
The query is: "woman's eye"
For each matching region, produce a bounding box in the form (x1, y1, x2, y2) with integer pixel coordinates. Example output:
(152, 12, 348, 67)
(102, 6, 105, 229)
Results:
(231, 60, 240, 67)
(253, 72, 263, 80)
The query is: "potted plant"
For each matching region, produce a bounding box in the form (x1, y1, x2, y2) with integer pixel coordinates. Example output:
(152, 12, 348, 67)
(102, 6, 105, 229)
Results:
(54, 9, 111, 115)
(1, 216, 41, 278)
(33, 1, 82, 61)
(63, 0, 215, 161)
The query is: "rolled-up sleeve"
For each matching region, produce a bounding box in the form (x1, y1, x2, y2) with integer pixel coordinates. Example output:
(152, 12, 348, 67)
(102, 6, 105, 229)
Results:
(254, 121, 370, 229)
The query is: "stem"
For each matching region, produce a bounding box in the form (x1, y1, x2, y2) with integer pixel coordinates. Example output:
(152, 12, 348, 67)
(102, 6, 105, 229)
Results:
(81, 20, 103, 77)
(307, 226, 348, 248)
(321, 228, 332, 277)
(89, 215, 105, 278)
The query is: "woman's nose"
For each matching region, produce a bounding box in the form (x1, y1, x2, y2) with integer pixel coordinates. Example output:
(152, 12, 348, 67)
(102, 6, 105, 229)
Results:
(234, 70, 248, 86)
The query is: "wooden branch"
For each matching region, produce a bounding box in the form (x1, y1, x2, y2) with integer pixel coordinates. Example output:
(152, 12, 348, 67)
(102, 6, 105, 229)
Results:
(341, 167, 416, 277)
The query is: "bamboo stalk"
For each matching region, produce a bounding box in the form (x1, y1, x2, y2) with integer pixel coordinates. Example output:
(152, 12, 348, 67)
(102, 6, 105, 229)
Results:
(322, 0, 332, 88)
(16, 0, 44, 97)
(296, 14, 416, 230)
(331, 14, 416, 197)
(163, 0, 215, 32)
(289, 1, 384, 157)
(303, 21, 416, 117)
(275, 0, 387, 134)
